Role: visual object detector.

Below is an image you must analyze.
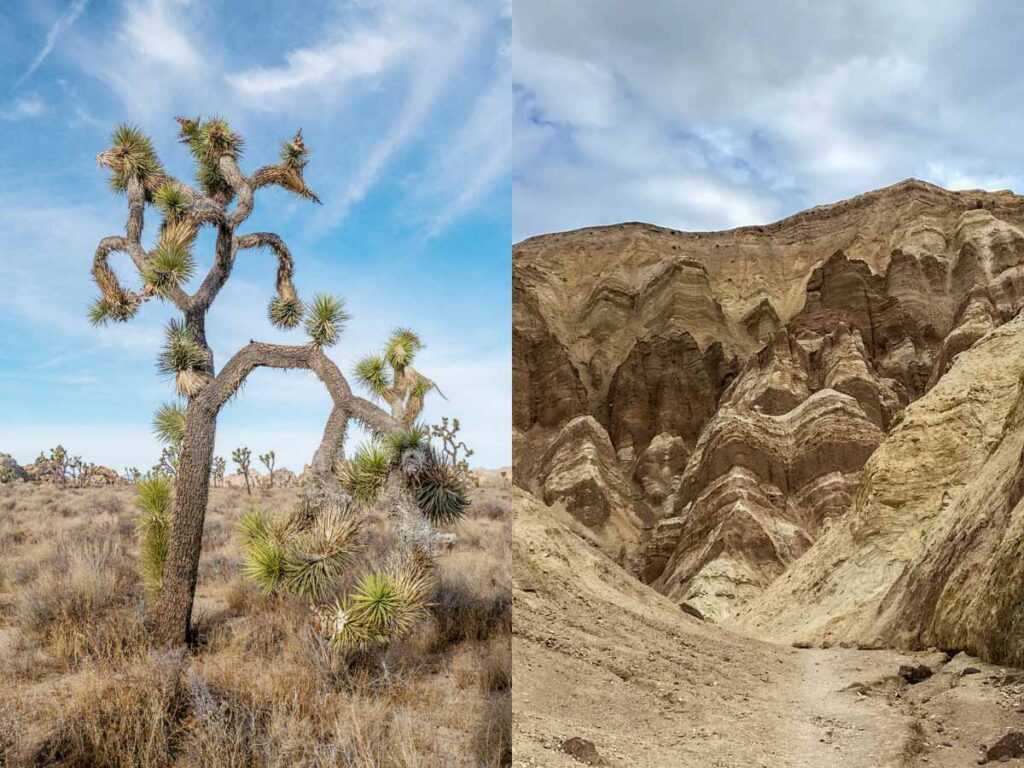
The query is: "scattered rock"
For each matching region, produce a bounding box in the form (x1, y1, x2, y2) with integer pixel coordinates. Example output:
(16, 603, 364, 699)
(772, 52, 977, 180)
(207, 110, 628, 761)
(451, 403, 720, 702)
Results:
(962, 667, 982, 676)
(982, 732, 1024, 763)
(561, 737, 603, 766)
(898, 664, 933, 684)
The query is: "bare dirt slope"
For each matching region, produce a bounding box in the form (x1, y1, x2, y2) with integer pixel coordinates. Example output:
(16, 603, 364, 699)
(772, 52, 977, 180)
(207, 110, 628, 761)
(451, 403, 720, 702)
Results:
(513, 489, 1024, 768)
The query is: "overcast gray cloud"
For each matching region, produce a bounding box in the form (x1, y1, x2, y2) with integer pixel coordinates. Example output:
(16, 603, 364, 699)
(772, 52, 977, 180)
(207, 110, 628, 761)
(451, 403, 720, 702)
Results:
(513, 0, 1024, 240)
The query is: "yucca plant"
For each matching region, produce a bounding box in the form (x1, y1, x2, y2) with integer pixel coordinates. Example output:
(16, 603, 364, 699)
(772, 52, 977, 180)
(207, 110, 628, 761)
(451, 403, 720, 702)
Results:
(136, 475, 173, 598)
(237, 506, 362, 602)
(346, 442, 393, 505)
(284, 510, 362, 601)
(412, 446, 470, 526)
(316, 565, 433, 654)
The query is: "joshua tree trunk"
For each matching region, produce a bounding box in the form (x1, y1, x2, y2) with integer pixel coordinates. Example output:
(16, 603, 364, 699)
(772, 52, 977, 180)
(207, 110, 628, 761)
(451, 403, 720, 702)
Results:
(152, 401, 217, 645)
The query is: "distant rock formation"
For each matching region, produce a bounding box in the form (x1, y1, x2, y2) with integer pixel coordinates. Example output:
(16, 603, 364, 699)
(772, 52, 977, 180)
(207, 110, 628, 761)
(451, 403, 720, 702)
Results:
(0, 454, 27, 482)
(514, 179, 1024, 664)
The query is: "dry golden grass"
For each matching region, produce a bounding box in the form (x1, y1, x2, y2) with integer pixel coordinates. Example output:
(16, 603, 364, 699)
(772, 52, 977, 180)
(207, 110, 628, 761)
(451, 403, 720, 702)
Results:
(0, 477, 511, 767)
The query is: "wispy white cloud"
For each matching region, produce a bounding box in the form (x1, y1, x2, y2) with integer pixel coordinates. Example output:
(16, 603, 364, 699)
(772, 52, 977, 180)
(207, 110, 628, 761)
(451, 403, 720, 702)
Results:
(423, 62, 511, 235)
(228, 29, 408, 101)
(0, 93, 45, 120)
(79, 0, 207, 122)
(12, 0, 88, 90)
(317, 6, 489, 228)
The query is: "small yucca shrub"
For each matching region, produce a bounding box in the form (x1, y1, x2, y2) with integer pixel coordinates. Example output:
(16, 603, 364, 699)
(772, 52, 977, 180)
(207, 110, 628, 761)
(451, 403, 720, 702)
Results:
(135, 476, 173, 598)
(316, 566, 432, 654)
(236, 507, 362, 601)
(412, 447, 470, 526)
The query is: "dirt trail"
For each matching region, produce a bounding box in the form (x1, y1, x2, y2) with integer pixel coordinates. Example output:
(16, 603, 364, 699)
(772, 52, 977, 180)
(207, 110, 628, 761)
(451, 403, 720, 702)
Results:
(513, 490, 1024, 767)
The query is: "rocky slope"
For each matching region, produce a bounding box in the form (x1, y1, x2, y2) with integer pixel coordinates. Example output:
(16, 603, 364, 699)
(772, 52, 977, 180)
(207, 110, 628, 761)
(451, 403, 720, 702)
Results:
(514, 179, 1024, 658)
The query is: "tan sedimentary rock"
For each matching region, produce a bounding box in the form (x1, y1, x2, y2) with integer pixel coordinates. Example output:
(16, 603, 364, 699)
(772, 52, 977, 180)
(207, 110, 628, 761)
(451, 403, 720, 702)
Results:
(736, 314, 1024, 665)
(515, 179, 1024, 640)
(533, 416, 641, 564)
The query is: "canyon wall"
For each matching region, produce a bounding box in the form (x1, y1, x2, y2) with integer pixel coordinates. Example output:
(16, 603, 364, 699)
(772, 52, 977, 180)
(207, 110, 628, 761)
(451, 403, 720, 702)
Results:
(513, 179, 1024, 662)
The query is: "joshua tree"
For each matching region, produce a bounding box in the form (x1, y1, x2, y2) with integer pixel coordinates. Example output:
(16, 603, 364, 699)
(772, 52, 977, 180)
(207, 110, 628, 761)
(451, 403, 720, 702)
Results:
(39, 445, 68, 487)
(354, 329, 439, 427)
(89, 116, 437, 646)
(430, 417, 474, 482)
(232, 447, 253, 496)
(210, 456, 226, 487)
(67, 455, 83, 486)
(259, 450, 276, 488)
(154, 445, 180, 477)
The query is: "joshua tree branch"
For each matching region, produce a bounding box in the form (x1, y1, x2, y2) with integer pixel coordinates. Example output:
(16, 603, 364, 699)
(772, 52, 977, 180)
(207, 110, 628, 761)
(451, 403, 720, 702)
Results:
(190, 224, 237, 313)
(219, 156, 254, 229)
(207, 342, 400, 437)
(235, 232, 298, 302)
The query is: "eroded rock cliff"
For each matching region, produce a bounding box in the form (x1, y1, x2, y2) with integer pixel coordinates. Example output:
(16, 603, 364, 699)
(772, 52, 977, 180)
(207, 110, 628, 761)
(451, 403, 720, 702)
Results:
(514, 179, 1024, 660)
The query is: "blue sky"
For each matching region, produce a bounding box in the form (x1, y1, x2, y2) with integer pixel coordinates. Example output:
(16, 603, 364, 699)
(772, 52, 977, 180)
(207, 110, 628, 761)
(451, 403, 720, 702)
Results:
(0, 0, 510, 472)
(514, 0, 1024, 240)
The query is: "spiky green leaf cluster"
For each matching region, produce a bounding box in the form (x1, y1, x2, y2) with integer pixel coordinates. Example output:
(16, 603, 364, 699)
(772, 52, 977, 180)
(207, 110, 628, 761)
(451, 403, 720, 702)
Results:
(383, 423, 429, 457)
(353, 354, 391, 400)
(323, 568, 432, 653)
(345, 442, 392, 505)
(105, 124, 163, 192)
(237, 507, 362, 600)
(385, 327, 423, 369)
(143, 242, 194, 291)
(153, 182, 188, 219)
(285, 512, 362, 601)
(178, 115, 244, 164)
(176, 115, 242, 199)
(152, 401, 187, 446)
(88, 295, 140, 326)
(268, 297, 305, 329)
(157, 320, 207, 396)
(135, 475, 172, 598)
(239, 512, 287, 596)
(412, 446, 469, 526)
(196, 161, 231, 199)
(279, 131, 309, 169)
(304, 293, 349, 347)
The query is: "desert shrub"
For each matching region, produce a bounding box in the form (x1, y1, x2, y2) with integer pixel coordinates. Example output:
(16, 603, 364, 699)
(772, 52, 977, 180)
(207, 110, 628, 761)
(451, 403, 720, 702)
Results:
(88, 491, 125, 517)
(432, 552, 511, 644)
(28, 653, 188, 767)
(0, 699, 19, 766)
(473, 693, 512, 768)
(479, 634, 512, 693)
(15, 538, 144, 667)
(179, 670, 268, 767)
(470, 495, 510, 521)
